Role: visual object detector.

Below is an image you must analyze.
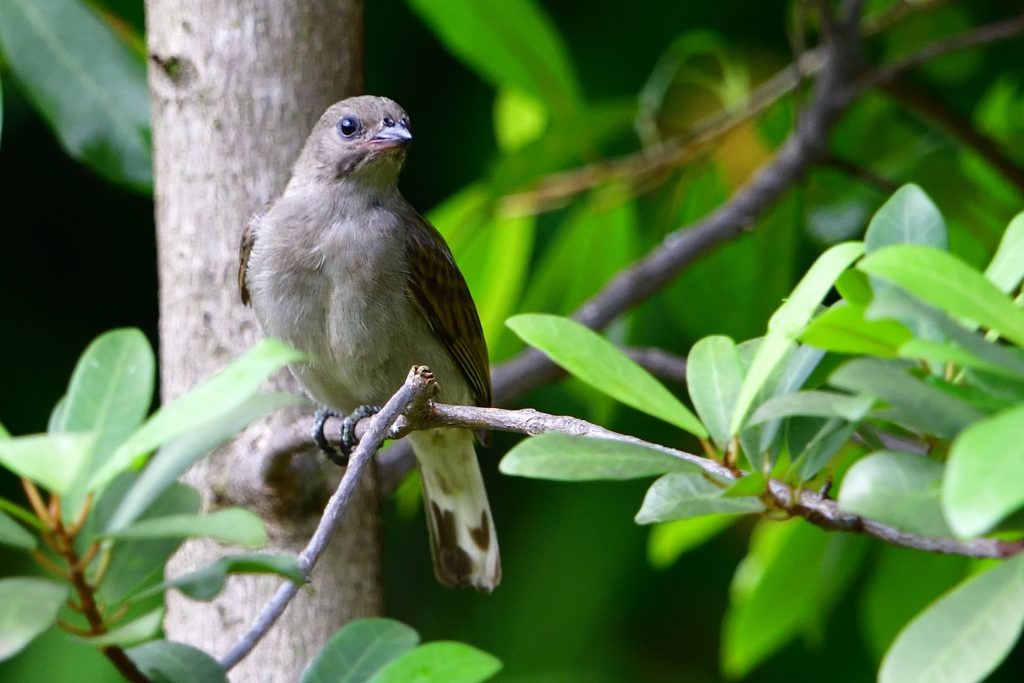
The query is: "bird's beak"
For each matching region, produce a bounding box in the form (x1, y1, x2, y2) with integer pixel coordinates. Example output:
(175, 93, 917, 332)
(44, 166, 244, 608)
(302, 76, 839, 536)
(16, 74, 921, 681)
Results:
(371, 122, 413, 150)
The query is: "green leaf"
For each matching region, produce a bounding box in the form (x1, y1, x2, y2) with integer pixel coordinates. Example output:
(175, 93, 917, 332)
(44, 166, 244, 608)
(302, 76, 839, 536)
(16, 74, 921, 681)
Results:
(104, 392, 299, 533)
(835, 269, 873, 306)
(89, 339, 302, 493)
(647, 516, 736, 569)
(864, 184, 948, 252)
(748, 390, 874, 425)
(407, 0, 580, 118)
(860, 548, 969, 661)
(130, 554, 304, 603)
(722, 520, 867, 678)
(507, 314, 706, 436)
(838, 451, 951, 537)
(686, 336, 743, 449)
(494, 87, 547, 153)
(105, 508, 267, 548)
(53, 329, 154, 519)
(800, 303, 912, 357)
(366, 641, 501, 683)
(944, 403, 1024, 538)
(730, 241, 865, 434)
(499, 433, 693, 481)
(0, 511, 36, 550)
(986, 211, 1024, 294)
(829, 358, 983, 439)
(788, 418, 856, 482)
(0, 433, 95, 494)
(879, 556, 1024, 683)
(859, 244, 1024, 347)
(76, 608, 163, 647)
(0, 578, 68, 661)
(635, 472, 763, 524)
(0, 0, 151, 190)
(300, 619, 420, 683)
(128, 640, 227, 683)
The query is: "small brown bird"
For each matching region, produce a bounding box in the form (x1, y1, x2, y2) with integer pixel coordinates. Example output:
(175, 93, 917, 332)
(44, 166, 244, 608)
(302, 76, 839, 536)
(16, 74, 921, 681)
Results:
(239, 95, 500, 592)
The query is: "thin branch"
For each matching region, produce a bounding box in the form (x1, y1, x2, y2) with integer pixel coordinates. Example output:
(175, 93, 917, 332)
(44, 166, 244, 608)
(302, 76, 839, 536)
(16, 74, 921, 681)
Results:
(820, 154, 900, 194)
(220, 366, 439, 672)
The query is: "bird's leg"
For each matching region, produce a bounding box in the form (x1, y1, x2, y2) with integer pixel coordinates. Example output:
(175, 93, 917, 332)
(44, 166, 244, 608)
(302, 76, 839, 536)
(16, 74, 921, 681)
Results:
(340, 404, 382, 459)
(312, 407, 346, 466)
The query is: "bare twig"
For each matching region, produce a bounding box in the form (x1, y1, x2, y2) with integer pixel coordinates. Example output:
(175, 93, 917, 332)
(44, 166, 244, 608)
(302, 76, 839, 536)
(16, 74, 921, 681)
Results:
(220, 366, 439, 672)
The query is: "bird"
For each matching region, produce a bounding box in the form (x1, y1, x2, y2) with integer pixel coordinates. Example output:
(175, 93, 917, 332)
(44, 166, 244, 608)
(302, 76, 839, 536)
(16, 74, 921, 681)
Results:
(238, 95, 500, 592)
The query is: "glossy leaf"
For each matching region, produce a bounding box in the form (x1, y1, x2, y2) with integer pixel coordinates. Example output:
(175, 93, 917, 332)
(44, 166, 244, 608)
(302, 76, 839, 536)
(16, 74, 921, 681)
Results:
(800, 303, 912, 357)
(748, 390, 873, 425)
(128, 640, 227, 683)
(859, 245, 1024, 347)
(686, 335, 743, 449)
(104, 392, 300, 533)
(635, 472, 763, 524)
(407, 0, 580, 118)
(366, 641, 501, 683)
(507, 314, 706, 436)
(0, 433, 95, 494)
(105, 508, 267, 548)
(647, 516, 736, 569)
(879, 556, 1024, 683)
(864, 184, 947, 252)
(0, 511, 35, 550)
(730, 241, 865, 434)
(300, 619, 419, 683)
(829, 358, 983, 439)
(722, 520, 867, 678)
(53, 329, 154, 518)
(789, 418, 856, 482)
(0, 0, 151, 189)
(131, 554, 304, 603)
(499, 434, 693, 481)
(985, 211, 1024, 293)
(838, 451, 951, 537)
(0, 578, 67, 661)
(944, 403, 1024, 538)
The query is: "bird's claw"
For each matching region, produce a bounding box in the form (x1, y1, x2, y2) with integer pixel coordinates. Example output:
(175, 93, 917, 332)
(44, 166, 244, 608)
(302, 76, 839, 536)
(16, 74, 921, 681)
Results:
(312, 407, 348, 466)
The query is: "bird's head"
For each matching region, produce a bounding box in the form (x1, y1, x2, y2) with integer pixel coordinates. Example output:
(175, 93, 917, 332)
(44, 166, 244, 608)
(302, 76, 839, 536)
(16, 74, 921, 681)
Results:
(297, 95, 413, 188)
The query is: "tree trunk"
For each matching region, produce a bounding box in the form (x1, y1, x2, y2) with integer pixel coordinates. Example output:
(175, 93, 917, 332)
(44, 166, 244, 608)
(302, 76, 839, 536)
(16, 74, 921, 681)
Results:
(144, 2, 377, 680)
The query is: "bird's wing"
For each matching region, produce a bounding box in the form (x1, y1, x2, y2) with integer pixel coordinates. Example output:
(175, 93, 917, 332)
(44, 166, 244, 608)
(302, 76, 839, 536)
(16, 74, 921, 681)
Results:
(238, 212, 262, 306)
(403, 212, 492, 409)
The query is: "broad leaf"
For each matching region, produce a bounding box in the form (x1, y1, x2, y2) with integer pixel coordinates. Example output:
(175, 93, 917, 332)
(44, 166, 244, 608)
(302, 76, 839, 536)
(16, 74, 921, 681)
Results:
(0, 433, 95, 494)
(407, 0, 580, 118)
(89, 339, 301, 492)
(838, 451, 951, 537)
(0, 0, 151, 189)
(635, 471, 763, 524)
(499, 434, 693, 481)
(722, 520, 867, 678)
(686, 336, 743, 449)
(507, 314, 706, 436)
(864, 183, 947, 252)
(0, 578, 68, 661)
(985, 211, 1024, 294)
(0, 511, 35, 550)
(800, 303, 911, 357)
(366, 642, 501, 683)
(76, 608, 163, 647)
(105, 508, 266, 548)
(647, 516, 736, 569)
(788, 418, 856, 482)
(944, 403, 1024, 538)
(748, 390, 873, 425)
(859, 245, 1024, 347)
(128, 640, 227, 683)
(300, 619, 419, 683)
(130, 554, 304, 602)
(730, 241, 865, 434)
(879, 556, 1024, 683)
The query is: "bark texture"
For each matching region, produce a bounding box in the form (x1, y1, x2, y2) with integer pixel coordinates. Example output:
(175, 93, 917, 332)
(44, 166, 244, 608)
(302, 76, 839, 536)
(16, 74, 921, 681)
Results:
(144, 2, 377, 680)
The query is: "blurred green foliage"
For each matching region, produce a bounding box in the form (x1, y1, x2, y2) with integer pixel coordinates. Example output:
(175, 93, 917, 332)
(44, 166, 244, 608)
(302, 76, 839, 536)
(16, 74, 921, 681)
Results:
(3, 0, 1024, 680)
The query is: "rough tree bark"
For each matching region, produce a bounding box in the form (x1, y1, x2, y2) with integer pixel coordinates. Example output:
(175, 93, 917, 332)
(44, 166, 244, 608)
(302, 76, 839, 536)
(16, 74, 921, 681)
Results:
(144, 2, 375, 680)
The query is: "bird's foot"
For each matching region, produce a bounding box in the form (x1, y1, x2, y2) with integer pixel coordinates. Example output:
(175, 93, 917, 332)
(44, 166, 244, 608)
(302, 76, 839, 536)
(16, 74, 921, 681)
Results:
(312, 407, 347, 466)
(312, 405, 382, 467)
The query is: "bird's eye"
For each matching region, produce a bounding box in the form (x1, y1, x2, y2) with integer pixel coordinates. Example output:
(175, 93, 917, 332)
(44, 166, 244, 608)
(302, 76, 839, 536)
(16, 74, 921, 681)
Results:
(400, 116, 410, 129)
(337, 116, 361, 138)
(383, 116, 395, 127)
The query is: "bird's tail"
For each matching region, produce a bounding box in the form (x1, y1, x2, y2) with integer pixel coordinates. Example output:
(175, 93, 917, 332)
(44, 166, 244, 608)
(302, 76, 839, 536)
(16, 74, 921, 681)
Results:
(408, 428, 501, 592)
